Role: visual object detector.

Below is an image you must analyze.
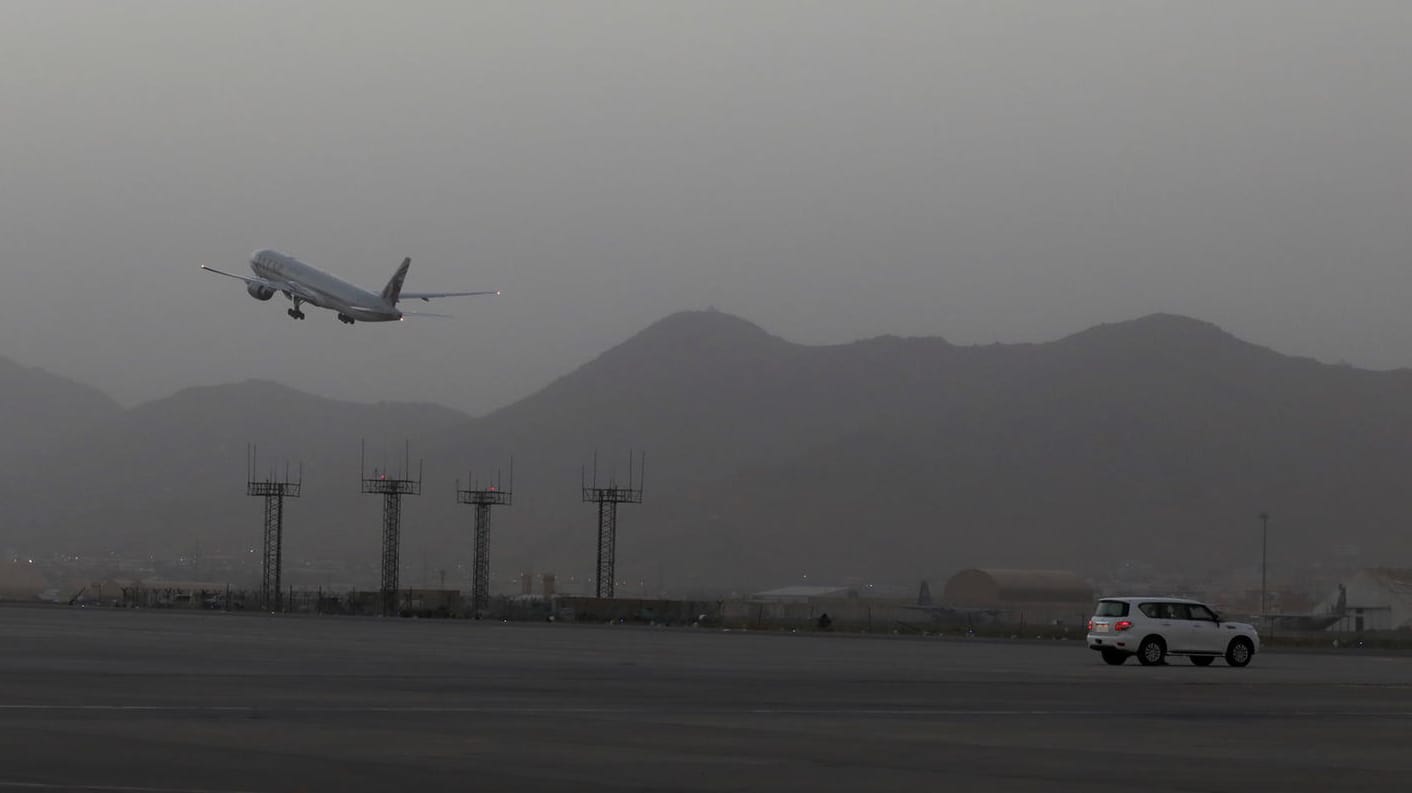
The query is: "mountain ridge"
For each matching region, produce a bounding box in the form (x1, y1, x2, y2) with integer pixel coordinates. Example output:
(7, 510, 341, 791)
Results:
(3, 311, 1409, 592)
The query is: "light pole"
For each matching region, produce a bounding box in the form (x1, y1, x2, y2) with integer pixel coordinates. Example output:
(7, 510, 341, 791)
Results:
(1258, 512, 1269, 627)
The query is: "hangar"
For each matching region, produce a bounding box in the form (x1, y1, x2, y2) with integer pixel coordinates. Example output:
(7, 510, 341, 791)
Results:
(942, 568, 1094, 624)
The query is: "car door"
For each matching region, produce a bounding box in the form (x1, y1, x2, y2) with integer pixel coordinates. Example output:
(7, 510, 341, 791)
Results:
(1162, 603, 1198, 652)
(1140, 602, 1191, 652)
(1185, 603, 1223, 653)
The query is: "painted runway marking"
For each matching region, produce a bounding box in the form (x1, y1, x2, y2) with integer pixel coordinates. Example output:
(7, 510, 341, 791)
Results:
(0, 781, 271, 793)
(1, 704, 1410, 718)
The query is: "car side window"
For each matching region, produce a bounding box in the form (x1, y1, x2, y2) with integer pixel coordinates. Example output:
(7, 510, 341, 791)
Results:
(1139, 603, 1162, 618)
(1166, 604, 1191, 620)
(1188, 604, 1216, 621)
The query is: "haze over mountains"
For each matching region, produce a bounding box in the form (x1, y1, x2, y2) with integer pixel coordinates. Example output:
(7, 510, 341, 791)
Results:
(3, 310, 1409, 593)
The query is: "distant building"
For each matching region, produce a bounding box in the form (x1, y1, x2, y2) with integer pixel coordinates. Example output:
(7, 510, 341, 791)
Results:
(1312, 568, 1412, 632)
(750, 585, 856, 604)
(727, 585, 909, 629)
(0, 560, 49, 600)
(942, 568, 1094, 624)
(122, 580, 237, 609)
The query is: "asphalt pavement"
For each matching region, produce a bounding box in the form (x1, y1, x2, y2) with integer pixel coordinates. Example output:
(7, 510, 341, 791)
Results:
(0, 605, 1408, 792)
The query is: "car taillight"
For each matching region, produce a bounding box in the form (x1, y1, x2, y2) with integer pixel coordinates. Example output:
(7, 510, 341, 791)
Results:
(1087, 619, 1094, 631)
(1115, 620, 1133, 632)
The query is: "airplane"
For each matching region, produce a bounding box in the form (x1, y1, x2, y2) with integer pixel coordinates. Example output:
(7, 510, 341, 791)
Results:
(201, 249, 498, 324)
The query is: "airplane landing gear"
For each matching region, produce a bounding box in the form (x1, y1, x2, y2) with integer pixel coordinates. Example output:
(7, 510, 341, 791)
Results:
(337, 313, 355, 325)
(287, 308, 306, 320)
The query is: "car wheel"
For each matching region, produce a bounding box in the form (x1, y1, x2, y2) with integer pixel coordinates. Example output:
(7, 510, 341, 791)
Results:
(1101, 649, 1127, 666)
(1190, 656, 1214, 667)
(1225, 638, 1254, 667)
(1137, 636, 1166, 666)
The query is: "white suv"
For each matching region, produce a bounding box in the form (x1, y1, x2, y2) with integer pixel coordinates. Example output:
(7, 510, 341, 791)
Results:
(1087, 597, 1259, 667)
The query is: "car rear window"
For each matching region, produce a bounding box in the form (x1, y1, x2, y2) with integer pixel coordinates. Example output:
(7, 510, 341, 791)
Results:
(1094, 600, 1128, 617)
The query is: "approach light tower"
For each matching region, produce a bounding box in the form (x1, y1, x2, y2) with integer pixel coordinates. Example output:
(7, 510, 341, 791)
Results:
(582, 452, 645, 599)
(245, 445, 301, 612)
(456, 462, 514, 617)
(360, 441, 422, 616)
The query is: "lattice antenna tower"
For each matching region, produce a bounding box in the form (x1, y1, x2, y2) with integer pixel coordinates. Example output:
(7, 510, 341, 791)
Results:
(456, 459, 514, 617)
(360, 440, 422, 616)
(581, 451, 645, 599)
(245, 444, 302, 612)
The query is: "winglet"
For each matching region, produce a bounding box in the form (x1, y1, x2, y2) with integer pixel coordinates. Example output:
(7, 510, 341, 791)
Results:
(381, 257, 411, 304)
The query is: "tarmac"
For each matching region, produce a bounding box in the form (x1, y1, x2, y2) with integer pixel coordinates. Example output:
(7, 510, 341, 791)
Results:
(0, 604, 1409, 792)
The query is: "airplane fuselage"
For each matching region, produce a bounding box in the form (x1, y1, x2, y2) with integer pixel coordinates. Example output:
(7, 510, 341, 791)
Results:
(249, 249, 402, 322)
(204, 247, 494, 323)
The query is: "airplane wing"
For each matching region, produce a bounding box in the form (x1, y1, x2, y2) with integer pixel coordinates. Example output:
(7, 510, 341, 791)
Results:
(201, 266, 320, 303)
(200, 265, 282, 292)
(400, 290, 501, 302)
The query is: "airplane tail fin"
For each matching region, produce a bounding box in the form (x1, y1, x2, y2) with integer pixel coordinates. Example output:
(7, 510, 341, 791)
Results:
(381, 257, 411, 304)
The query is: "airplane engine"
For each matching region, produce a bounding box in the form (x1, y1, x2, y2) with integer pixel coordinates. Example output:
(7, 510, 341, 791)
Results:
(247, 283, 275, 301)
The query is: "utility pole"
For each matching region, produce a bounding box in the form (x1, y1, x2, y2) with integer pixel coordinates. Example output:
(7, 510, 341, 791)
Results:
(1258, 511, 1269, 630)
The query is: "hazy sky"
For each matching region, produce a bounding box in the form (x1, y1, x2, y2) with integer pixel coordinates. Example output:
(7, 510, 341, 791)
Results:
(3, 1, 1411, 414)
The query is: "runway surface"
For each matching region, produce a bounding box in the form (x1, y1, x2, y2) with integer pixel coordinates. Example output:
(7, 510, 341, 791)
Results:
(0, 605, 1408, 792)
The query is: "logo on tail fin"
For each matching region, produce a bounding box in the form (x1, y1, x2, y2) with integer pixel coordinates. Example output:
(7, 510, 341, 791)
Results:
(381, 257, 411, 304)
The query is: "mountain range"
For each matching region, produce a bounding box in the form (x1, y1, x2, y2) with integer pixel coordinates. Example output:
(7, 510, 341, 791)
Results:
(3, 310, 1410, 593)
